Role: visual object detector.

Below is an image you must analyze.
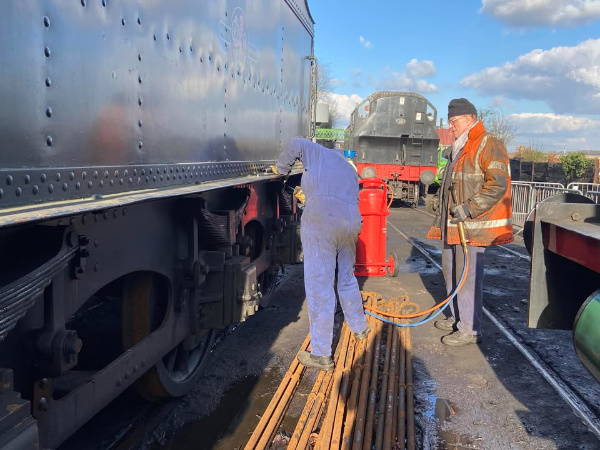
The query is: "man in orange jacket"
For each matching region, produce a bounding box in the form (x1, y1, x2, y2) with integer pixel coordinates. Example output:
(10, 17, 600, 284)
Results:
(427, 98, 513, 346)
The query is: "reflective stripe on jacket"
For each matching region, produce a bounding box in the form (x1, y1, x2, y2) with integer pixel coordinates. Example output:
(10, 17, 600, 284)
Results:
(426, 121, 513, 246)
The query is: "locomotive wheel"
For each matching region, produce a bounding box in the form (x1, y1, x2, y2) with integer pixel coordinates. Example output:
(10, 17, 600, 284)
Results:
(387, 252, 399, 277)
(122, 273, 215, 400)
(258, 266, 280, 307)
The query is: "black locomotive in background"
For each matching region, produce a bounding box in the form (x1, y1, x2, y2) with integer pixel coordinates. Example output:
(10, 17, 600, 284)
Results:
(345, 91, 440, 207)
(0, 1, 314, 448)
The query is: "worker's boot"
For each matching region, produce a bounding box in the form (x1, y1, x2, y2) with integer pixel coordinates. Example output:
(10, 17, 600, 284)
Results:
(354, 324, 371, 341)
(441, 331, 481, 346)
(434, 317, 457, 332)
(297, 351, 334, 371)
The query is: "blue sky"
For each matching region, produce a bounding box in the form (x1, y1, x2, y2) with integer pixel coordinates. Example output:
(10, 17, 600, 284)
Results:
(309, 0, 600, 152)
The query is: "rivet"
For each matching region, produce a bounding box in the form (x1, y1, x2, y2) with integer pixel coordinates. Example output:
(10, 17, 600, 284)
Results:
(82, 171, 87, 180)
(88, 181, 93, 189)
(15, 187, 22, 197)
(110, 179, 114, 186)
(70, 172, 75, 181)
(138, 119, 142, 127)
(138, 75, 142, 84)
(124, 169, 128, 177)
(48, 184, 54, 193)
(93, 171, 98, 179)
(119, 179, 124, 185)
(62, 182, 68, 191)
(138, 141, 143, 149)
(121, 18, 125, 26)
(102, 0, 106, 6)
(0, 188, 3, 199)
(145, 176, 149, 182)
(44, 47, 51, 57)
(138, 97, 143, 106)
(45, 107, 52, 117)
(166, 32, 170, 40)
(46, 136, 53, 146)
(138, 54, 142, 61)
(55, 173, 61, 181)
(43, 16, 50, 27)
(153, 33, 157, 41)
(179, 46, 182, 53)
(153, 176, 156, 182)
(141, 169, 146, 175)
(133, 169, 137, 176)
(76, 182, 81, 190)
(45, 78, 51, 87)
(40, 173, 47, 182)
(128, 177, 133, 184)
(99, 180, 104, 187)
(81, 0, 86, 6)
(160, 175, 164, 181)
(209, 54, 212, 61)
(137, 17, 141, 25)
(190, 45, 193, 52)
(114, 170, 119, 177)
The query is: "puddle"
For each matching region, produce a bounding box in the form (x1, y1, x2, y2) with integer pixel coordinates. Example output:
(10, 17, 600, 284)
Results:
(434, 399, 477, 449)
(421, 379, 478, 449)
(154, 370, 283, 450)
(396, 257, 440, 275)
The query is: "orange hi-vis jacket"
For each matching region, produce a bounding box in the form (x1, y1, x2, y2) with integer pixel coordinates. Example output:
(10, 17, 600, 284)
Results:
(426, 121, 513, 246)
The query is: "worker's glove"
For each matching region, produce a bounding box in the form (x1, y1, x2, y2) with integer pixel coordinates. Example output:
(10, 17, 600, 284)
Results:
(293, 186, 306, 205)
(270, 165, 280, 175)
(450, 204, 470, 224)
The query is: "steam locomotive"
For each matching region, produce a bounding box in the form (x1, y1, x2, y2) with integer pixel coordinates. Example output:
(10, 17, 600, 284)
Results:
(344, 91, 440, 207)
(0, 1, 313, 448)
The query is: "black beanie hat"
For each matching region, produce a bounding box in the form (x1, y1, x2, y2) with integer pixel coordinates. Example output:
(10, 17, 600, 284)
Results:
(448, 98, 477, 118)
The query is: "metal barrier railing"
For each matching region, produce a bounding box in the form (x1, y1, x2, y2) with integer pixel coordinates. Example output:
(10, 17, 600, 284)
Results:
(509, 181, 581, 228)
(567, 182, 600, 203)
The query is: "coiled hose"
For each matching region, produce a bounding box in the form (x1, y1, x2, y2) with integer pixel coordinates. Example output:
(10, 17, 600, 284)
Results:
(364, 222, 469, 328)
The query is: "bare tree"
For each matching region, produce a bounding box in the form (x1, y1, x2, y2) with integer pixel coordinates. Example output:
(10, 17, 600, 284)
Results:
(478, 107, 518, 149)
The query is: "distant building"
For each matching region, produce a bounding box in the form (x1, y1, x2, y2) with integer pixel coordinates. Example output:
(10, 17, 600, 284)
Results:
(436, 128, 455, 149)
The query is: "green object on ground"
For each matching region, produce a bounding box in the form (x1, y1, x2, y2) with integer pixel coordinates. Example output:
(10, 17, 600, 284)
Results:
(573, 289, 600, 381)
(315, 128, 346, 141)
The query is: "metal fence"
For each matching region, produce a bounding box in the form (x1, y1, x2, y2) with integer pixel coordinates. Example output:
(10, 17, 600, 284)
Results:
(567, 182, 600, 204)
(510, 181, 569, 228)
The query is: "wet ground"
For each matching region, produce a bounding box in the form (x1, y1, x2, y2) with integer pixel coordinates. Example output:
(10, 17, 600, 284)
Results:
(60, 205, 600, 450)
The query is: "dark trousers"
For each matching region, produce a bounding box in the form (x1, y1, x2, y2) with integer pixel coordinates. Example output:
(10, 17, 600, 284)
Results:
(442, 242, 486, 336)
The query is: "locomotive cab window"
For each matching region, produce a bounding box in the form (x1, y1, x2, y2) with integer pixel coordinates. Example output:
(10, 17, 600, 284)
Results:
(427, 104, 435, 121)
(358, 100, 370, 118)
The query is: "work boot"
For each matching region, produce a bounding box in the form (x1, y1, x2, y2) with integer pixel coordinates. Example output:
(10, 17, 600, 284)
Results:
(441, 331, 482, 347)
(434, 317, 457, 332)
(297, 351, 334, 371)
(354, 324, 371, 341)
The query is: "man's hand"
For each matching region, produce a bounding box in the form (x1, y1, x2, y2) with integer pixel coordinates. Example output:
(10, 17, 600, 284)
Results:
(450, 204, 470, 224)
(293, 186, 305, 205)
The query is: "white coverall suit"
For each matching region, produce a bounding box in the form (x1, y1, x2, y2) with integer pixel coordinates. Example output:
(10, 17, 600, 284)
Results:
(276, 138, 368, 357)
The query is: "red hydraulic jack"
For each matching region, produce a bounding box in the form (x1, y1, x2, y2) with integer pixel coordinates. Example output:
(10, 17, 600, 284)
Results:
(355, 178, 399, 277)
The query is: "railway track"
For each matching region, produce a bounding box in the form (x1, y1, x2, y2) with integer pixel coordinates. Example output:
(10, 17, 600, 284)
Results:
(389, 207, 600, 442)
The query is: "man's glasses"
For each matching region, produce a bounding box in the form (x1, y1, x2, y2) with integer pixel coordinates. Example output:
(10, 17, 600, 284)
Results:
(448, 116, 463, 126)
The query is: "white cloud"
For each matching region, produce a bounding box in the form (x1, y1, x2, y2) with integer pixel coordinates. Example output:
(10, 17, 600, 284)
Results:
(328, 93, 363, 127)
(461, 39, 600, 114)
(372, 69, 438, 93)
(359, 36, 372, 49)
(508, 112, 600, 150)
(406, 59, 437, 78)
(481, 0, 600, 27)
